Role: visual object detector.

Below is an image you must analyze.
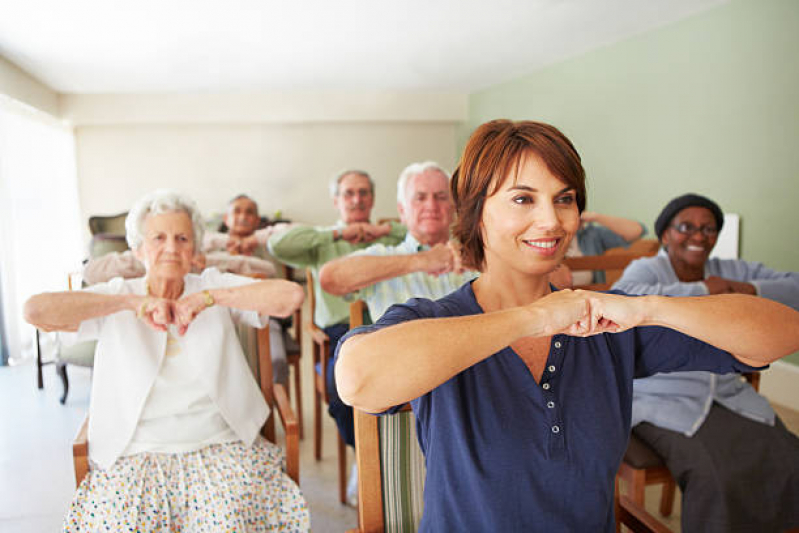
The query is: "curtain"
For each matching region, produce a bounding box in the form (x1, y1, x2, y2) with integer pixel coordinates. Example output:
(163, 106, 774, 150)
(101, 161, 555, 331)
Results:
(0, 95, 83, 364)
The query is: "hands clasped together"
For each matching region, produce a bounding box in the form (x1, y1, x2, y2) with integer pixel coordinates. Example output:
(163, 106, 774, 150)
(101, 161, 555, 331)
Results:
(416, 241, 466, 276)
(338, 222, 392, 244)
(532, 289, 647, 337)
(137, 291, 211, 336)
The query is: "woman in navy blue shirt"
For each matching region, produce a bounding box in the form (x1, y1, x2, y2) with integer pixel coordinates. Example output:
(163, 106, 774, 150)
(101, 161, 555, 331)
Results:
(335, 120, 799, 532)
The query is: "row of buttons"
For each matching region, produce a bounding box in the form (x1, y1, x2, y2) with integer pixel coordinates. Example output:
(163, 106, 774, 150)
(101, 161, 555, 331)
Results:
(549, 339, 562, 434)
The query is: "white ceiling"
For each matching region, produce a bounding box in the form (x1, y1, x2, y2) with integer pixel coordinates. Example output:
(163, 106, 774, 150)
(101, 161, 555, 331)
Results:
(0, 0, 726, 94)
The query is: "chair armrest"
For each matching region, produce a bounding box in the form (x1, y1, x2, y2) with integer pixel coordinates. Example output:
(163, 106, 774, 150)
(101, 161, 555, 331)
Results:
(72, 415, 90, 487)
(617, 494, 672, 533)
(274, 383, 300, 484)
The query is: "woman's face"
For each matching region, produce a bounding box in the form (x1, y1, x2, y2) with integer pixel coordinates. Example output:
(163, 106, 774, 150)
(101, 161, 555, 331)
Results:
(480, 153, 580, 277)
(134, 210, 196, 280)
(662, 206, 718, 270)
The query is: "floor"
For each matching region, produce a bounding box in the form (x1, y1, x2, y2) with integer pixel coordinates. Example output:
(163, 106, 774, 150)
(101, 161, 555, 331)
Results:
(2, 317, 798, 532)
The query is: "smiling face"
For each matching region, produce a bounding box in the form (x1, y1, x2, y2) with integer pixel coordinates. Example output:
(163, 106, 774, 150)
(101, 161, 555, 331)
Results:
(480, 153, 580, 277)
(333, 172, 374, 224)
(398, 169, 454, 246)
(661, 206, 718, 272)
(134, 210, 196, 281)
(225, 196, 259, 237)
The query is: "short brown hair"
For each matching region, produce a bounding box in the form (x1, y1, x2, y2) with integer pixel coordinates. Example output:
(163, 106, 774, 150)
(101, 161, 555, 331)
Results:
(451, 120, 586, 271)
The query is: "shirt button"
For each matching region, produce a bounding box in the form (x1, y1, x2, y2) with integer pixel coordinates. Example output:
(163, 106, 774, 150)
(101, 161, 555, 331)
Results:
(554, 341, 562, 349)
(547, 401, 555, 409)
(552, 425, 560, 434)
(548, 365, 556, 372)
(542, 383, 551, 390)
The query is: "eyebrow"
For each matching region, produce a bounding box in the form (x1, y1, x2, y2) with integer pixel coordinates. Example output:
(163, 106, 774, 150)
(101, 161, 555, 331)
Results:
(506, 185, 575, 195)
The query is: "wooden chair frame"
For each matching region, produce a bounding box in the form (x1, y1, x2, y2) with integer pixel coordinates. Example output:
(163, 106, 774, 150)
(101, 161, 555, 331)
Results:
(73, 320, 300, 486)
(306, 268, 348, 504)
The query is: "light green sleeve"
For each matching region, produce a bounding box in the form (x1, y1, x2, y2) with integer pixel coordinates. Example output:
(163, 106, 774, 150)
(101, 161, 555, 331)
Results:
(267, 225, 335, 268)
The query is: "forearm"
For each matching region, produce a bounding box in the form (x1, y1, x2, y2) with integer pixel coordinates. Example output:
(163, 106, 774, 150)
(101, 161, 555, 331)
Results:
(592, 213, 644, 242)
(336, 306, 551, 412)
(24, 292, 138, 332)
(268, 226, 330, 266)
(208, 279, 304, 318)
(320, 254, 419, 296)
(640, 294, 799, 363)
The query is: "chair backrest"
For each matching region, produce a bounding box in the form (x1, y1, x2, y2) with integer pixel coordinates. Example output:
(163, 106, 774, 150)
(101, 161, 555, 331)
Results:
(350, 300, 426, 533)
(563, 239, 659, 290)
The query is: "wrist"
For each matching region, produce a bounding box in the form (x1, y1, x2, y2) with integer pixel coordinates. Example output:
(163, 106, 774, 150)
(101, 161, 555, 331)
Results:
(202, 290, 215, 308)
(332, 228, 340, 241)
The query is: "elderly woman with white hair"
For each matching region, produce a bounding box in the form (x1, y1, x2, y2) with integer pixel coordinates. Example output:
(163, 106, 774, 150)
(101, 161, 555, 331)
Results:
(24, 190, 310, 532)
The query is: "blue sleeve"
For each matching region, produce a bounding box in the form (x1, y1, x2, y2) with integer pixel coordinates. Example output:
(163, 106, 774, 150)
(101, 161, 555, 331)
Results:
(624, 325, 767, 378)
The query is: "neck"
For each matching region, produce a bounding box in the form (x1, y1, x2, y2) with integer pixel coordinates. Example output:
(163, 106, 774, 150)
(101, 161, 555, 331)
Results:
(671, 259, 704, 282)
(147, 276, 184, 299)
(473, 266, 553, 313)
(414, 231, 449, 247)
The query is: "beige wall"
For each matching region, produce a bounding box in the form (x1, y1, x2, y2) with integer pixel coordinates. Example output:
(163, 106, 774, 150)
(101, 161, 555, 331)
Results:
(0, 55, 59, 116)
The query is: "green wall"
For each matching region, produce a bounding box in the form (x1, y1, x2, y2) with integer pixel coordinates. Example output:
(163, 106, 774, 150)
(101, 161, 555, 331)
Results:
(465, 0, 799, 365)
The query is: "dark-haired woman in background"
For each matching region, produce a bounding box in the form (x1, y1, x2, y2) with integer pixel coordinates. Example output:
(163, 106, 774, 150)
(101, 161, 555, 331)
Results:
(334, 120, 799, 532)
(614, 193, 799, 533)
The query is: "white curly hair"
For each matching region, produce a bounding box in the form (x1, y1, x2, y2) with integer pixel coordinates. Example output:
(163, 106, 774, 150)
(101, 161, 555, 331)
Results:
(125, 189, 205, 251)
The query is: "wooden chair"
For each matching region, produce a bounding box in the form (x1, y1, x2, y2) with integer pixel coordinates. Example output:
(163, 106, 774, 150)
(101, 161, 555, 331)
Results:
(282, 266, 303, 439)
(306, 268, 348, 504)
(72, 319, 300, 486)
(562, 239, 659, 291)
(616, 372, 761, 525)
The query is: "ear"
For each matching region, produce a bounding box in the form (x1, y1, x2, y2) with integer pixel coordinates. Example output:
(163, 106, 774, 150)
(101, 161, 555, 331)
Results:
(397, 202, 407, 224)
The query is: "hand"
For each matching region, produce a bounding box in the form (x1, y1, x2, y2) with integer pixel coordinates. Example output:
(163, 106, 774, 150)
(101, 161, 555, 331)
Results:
(416, 242, 462, 275)
(192, 253, 207, 272)
(361, 223, 392, 242)
(239, 235, 259, 256)
(137, 296, 174, 332)
(528, 290, 644, 337)
(226, 237, 242, 255)
(580, 211, 598, 223)
(173, 292, 210, 336)
(340, 223, 366, 243)
(704, 276, 754, 294)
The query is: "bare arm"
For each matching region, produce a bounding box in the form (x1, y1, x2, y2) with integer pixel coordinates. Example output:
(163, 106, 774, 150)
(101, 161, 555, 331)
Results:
(320, 243, 460, 296)
(582, 211, 644, 242)
(24, 291, 141, 332)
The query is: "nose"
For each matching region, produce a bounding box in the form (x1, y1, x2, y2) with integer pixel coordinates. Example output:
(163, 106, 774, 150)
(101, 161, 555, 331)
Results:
(165, 236, 179, 252)
(535, 202, 561, 231)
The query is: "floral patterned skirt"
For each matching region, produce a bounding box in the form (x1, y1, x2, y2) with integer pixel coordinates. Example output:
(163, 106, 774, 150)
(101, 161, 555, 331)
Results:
(64, 438, 310, 532)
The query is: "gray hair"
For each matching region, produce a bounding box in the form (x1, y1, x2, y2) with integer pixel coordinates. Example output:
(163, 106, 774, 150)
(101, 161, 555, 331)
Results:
(328, 169, 374, 198)
(396, 162, 450, 205)
(125, 189, 205, 251)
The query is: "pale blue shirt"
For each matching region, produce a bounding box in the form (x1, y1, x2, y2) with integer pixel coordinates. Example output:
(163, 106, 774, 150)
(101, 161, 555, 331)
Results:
(613, 249, 799, 435)
(347, 233, 478, 322)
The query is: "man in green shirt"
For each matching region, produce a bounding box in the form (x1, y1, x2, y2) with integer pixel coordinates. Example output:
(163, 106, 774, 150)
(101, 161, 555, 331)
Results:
(268, 170, 405, 447)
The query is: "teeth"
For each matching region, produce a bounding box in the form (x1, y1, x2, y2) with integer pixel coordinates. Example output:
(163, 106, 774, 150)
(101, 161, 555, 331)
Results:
(526, 240, 557, 249)
(686, 245, 705, 251)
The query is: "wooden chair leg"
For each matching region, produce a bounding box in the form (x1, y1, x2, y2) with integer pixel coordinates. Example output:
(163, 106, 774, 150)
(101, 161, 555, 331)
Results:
(314, 385, 323, 461)
(338, 432, 347, 505)
(629, 469, 646, 507)
(293, 360, 304, 440)
(659, 478, 675, 517)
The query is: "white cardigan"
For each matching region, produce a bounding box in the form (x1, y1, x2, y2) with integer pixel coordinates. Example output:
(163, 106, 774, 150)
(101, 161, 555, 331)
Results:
(62, 268, 269, 470)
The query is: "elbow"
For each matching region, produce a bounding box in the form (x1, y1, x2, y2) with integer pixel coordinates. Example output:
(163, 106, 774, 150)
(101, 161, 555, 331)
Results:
(23, 294, 46, 327)
(335, 338, 380, 412)
(272, 281, 305, 318)
(319, 263, 348, 296)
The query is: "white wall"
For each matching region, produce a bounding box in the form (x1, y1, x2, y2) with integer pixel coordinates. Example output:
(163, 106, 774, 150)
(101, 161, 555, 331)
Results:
(0, 56, 59, 116)
(67, 92, 466, 246)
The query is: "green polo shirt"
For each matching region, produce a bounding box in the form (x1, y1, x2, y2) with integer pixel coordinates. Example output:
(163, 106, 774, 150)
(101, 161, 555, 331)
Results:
(268, 221, 406, 328)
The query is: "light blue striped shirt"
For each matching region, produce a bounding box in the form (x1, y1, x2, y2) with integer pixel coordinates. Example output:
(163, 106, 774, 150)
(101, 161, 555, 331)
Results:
(347, 233, 478, 322)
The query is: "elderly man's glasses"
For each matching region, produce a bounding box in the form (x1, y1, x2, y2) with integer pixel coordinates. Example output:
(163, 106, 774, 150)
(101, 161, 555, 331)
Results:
(670, 222, 719, 237)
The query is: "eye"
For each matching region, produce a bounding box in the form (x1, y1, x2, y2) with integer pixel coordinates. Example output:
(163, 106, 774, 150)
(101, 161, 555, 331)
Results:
(512, 195, 532, 205)
(556, 194, 575, 205)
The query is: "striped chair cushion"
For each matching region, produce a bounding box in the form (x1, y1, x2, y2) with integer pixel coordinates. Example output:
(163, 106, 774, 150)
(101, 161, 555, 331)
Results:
(380, 410, 426, 533)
